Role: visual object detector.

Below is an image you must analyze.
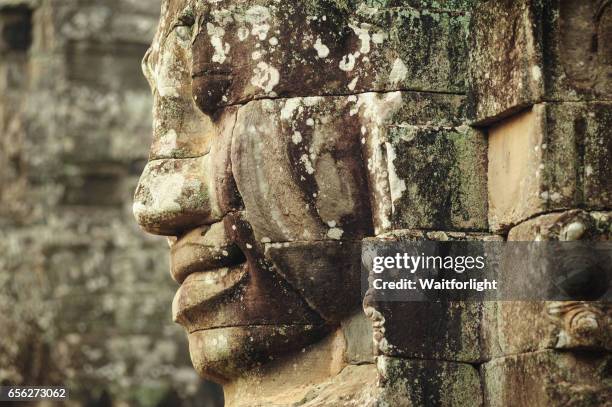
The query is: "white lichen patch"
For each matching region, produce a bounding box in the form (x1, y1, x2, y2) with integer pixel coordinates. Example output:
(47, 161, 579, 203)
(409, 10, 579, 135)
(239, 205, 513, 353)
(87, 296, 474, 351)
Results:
(314, 37, 330, 58)
(251, 62, 280, 93)
(251, 23, 270, 40)
(531, 65, 542, 81)
(327, 227, 344, 240)
(212, 9, 234, 26)
(300, 154, 315, 174)
(561, 221, 586, 241)
(389, 58, 408, 84)
(245, 5, 271, 40)
(157, 129, 178, 156)
(372, 31, 386, 44)
(155, 48, 184, 98)
(134, 172, 187, 218)
(292, 131, 303, 144)
(349, 23, 372, 54)
(281, 99, 301, 120)
(207, 23, 230, 63)
(339, 54, 357, 72)
(237, 26, 249, 41)
(385, 142, 406, 206)
(348, 77, 359, 91)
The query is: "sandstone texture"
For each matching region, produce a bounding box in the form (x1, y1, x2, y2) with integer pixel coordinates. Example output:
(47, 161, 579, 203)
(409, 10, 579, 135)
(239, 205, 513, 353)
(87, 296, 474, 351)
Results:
(481, 210, 612, 359)
(482, 350, 612, 407)
(488, 102, 611, 232)
(470, 0, 612, 123)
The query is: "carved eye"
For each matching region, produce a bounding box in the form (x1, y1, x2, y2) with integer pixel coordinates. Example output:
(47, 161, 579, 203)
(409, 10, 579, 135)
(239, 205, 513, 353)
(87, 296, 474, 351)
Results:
(174, 13, 196, 42)
(175, 25, 192, 41)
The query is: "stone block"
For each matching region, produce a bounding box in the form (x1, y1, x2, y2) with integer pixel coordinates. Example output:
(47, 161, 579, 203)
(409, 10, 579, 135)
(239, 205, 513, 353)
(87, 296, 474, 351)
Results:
(482, 350, 612, 407)
(508, 209, 612, 241)
(384, 124, 488, 231)
(376, 356, 483, 407)
(360, 92, 487, 233)
(184, 1, 469, 113)
(357, 91, 471, 234)
(265, 240, 363, 323)
(363, 231, 502, 363)
(470, 0, 612, 123)
(232, 96, 374, 244)
(482, 211, 612, 358)
(487, 102, 611, 232)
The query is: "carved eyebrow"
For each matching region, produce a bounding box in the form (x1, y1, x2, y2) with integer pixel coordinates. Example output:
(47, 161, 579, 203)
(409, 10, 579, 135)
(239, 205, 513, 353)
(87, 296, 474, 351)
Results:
(177, 11, 196, 27)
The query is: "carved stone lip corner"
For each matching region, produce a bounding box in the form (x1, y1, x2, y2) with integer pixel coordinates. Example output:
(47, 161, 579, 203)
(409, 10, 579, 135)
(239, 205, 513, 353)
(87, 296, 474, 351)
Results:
(170, 222, 245, 283)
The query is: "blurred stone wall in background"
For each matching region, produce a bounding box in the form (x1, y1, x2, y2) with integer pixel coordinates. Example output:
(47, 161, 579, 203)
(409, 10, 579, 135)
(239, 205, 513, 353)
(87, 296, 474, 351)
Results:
(0, 0, 222, 405)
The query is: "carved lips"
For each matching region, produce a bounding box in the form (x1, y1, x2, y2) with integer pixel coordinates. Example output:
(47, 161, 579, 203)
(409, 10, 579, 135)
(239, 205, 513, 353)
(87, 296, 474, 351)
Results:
(170, 222, 247, 331)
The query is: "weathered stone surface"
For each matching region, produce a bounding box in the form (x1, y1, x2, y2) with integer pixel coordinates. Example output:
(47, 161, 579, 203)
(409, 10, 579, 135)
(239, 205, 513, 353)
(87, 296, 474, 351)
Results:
(232, 96, 374, 243)
(265, 240, 362, 323)
(482, 210, 612, 359)
(355, 91, 488, 234)
(294, 364, 379, 407)
(488, 102, 611, 232)
(384, 124, 488, 231)
(220, 332, 375, 407)
(188, 325, 329, 383)
(482, 350, 612, 407)
(508, 209, 612, 241)
(376, 356, 483, 407)
(133, 156, 221, 234)
(170, 0, 471, 114)
(469, 0, 612, 123)
(363, 231, 502, 363)
(170, 222, 244, 283)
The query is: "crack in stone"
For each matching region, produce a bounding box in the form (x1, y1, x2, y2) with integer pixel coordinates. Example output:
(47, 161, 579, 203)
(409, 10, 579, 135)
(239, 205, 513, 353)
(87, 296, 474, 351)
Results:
(222, 87, 466, 110)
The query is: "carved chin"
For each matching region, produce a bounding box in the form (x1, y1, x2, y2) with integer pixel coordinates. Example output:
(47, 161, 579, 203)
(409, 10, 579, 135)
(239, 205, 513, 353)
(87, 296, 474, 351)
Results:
(187, 325, 329, 383)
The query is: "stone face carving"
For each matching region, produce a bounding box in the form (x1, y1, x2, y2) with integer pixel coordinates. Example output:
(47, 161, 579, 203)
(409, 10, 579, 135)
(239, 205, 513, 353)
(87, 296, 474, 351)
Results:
(133, 0, 476, 388)
(134, 0, 610, 405)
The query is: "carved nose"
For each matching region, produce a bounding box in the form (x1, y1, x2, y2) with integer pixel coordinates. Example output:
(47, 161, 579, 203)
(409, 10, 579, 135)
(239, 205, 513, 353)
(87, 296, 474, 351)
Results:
(133, 111, 241, 236)
(133, 156, 222, 236)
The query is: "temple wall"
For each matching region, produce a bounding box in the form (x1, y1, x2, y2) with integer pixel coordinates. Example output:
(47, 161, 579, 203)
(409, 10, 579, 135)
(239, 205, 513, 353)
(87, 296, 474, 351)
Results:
(362, 0, 611, 405)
